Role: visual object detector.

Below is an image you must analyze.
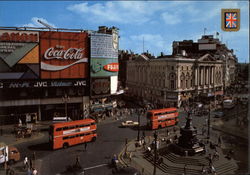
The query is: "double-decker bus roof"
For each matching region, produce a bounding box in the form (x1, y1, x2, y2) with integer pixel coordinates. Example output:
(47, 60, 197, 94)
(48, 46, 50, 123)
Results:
(147, 108, 177, 114)
(52, 119, 95, 127)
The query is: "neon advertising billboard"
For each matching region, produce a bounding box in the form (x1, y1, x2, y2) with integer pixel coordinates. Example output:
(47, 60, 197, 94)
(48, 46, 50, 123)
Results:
(0, 30, 40, 80)
(90, 33, 119, 77)
(40, 31, 89, 79)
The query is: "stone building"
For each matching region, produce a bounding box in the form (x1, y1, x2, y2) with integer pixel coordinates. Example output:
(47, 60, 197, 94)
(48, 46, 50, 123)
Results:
(172, 35, 237, 90)
(126, 54, 223, 107)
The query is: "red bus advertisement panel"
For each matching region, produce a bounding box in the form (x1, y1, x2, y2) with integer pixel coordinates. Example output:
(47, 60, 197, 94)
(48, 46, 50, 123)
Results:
(40, 31, 89, 79)
(147, 108, 179, 130)
(49, 119, 97, 150)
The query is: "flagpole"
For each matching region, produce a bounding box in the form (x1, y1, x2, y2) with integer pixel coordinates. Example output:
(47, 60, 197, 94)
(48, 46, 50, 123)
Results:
(204, 28, 207, 35)
(143, 37, 144, 53)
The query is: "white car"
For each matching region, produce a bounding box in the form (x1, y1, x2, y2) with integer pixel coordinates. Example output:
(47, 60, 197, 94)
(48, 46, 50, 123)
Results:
(121, 120, 139, 127)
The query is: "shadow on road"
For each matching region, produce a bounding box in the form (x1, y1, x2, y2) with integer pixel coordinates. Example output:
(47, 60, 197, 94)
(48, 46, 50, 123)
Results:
(28, 142, 51, 151)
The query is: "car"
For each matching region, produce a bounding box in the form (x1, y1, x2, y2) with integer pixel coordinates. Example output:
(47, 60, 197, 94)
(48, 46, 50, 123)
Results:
(121, 120, 139, 127)
(213, 111, 224, 118)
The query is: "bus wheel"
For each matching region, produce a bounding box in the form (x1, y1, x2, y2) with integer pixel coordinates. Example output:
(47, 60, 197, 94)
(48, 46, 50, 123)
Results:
(91, 137, 96, 142)
(63, 142, 69, 149)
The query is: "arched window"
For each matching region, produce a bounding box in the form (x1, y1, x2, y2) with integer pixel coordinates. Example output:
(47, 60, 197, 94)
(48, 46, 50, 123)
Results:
(169, 73, 176, 89)
(186, 72, 191, 89)
(180, 73, 185, 89)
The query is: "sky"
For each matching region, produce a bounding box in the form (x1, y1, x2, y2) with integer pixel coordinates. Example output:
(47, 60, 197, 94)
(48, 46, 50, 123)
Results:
(0, 1, 249, 63)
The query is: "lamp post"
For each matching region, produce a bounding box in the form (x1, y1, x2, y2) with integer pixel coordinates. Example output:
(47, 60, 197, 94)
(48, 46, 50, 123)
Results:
(137, 111, 141, 141)
(62, 94, 70, 121)
(207, 104, 211, 141)
(153, 131, 158, 175)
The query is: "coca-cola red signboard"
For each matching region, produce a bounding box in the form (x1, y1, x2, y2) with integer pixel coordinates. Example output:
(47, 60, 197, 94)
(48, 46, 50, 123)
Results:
(40, 31, 89, 79)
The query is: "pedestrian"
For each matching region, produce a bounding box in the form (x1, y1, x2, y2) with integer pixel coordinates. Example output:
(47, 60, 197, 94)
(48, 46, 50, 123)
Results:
(211, 165, 216, 175)
(217, 135, 222, 147)
(183, 164, 187, 175)
(142, 131, 145, 139)
(27, 168, 32, 175)
(173, 127, 176, 133)
(84, 142, 87, 151)
(75, 155, 81, 169)
(213, 150, 219, 160)
(6, 164, 10, 175)
(208, 153, 212, 166)
(174, 135, 178, 141)
(29, 158, 33, 169)
(32, 168, 38, 175)
(18, 118, 22, 127)
(112, 154, 118, 171)
(166, 129, 169, 136)
(129, 152, 133, 163)
(23, 156, 29, 170)
(201, 165, 207, 174)
(202, 127, 206, 136)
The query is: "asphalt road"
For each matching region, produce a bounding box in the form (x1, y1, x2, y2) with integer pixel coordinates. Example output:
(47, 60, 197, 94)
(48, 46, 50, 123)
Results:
(12, 105, 248, 175)
(15, 113, 143, 175)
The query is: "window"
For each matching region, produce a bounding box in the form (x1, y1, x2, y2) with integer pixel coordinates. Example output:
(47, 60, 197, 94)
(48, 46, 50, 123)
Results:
(170, 80, 175, 89)
(68, 126, 75, 129)
(56, 128, 62, 131)
(63, 126, 68, 130)
(68, 135, 75, 139)
(63, 136, 69, 140)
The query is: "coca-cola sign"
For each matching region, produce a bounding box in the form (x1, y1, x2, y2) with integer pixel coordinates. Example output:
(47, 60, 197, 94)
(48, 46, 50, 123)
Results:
(44, 45, 84, 60)
(41, 45, 88, 71)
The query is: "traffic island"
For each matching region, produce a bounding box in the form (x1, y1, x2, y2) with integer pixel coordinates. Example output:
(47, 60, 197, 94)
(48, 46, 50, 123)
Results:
(119, 115, 239, 175)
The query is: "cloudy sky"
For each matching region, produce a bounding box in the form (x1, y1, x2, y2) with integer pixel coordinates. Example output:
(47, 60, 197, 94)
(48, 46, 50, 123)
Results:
(0, 1, 249, 62)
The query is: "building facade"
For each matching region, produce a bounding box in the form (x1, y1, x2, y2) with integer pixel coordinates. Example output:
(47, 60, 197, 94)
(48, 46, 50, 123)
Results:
(126, 54, 223, 107)
(0, 26, 119, 123)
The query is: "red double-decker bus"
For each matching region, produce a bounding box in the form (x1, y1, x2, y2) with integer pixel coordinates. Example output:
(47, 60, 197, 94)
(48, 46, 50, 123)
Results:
(49, 119, 97, 150)
(147, 108, 179, 130)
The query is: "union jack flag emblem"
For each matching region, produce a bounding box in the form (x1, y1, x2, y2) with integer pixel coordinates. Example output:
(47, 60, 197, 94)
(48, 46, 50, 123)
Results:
(225, 12, 237, 28)
(221, 9, 240, 31)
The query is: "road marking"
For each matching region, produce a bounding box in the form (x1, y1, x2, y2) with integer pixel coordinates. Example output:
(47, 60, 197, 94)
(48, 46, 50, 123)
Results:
(83, 163, 108, 171)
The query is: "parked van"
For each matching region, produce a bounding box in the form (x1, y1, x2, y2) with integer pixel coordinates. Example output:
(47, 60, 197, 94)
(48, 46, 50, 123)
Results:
(0, 142, 20, 164)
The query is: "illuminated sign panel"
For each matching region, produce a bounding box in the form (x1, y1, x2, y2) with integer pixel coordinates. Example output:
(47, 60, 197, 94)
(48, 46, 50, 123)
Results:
(0, 30, 39, 43)
(90, 77, 110, 98)
(0, 30, 40, 79)
(40, 31, 89, 79)
(90, 33, 118, 77)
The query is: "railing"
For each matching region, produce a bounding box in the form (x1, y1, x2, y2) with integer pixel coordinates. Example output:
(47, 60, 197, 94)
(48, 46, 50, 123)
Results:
(0, 26, 89, 32)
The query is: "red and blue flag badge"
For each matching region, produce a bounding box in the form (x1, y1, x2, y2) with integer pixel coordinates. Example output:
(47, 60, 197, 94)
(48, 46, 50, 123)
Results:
(221, 9, 240, 31)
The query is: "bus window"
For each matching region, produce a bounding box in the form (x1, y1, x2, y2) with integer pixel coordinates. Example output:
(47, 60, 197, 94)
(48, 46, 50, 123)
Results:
(56, 128, 62, 132)
(68, 126, 75, 129)
(63, 136, 69, 140)
(63, 126, 68, 130)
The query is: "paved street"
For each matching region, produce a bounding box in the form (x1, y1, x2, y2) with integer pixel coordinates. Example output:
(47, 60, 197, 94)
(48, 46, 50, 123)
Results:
(0, 105, 248, 175)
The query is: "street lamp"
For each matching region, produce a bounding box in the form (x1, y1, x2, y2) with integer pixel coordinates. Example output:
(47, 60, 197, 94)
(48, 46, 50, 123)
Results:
(62, 94, 70, 121)
(207, 104, 211, 141)
(153, 131, 158, 175)
(137, 111, 141, 141)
